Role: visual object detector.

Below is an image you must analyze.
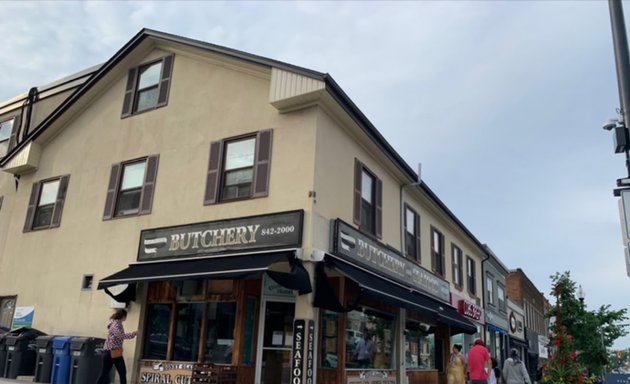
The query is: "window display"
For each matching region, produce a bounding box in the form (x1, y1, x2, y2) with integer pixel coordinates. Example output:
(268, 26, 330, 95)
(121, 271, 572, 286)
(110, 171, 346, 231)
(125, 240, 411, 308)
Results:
(321, 311, 339, 368)
(204, 302, 236, 364)
(345, 309, 395, 370)
(405, 322, 435, 370)
(143, 280, 239, 363)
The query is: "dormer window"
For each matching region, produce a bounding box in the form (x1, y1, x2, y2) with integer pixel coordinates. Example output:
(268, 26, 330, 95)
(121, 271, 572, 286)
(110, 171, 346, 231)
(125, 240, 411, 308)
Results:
(121, 55, 174, 117)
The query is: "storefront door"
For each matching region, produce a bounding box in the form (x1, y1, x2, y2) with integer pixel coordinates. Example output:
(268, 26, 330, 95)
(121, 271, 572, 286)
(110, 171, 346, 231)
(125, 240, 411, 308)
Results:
(256, 300, 295, 384)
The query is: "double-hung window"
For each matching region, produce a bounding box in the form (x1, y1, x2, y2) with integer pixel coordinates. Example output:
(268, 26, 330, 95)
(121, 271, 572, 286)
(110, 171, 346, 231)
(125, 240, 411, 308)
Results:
(431, 227, 444, 276)
(486, 274, 495, 305)
(121, 55, 174, 117)
(497, 284, 506, 311)
(103, 155, 159, 219)
(467, 256, 477, 296)
(451, 244, 463, 288)
(404, 205, 420, 261)
(117, 161, 147, 216)
(353, 159, 382, 238)
(23, 175, 70, 232)
(222, 137, 256, 200)
(204, 130, 273, 204)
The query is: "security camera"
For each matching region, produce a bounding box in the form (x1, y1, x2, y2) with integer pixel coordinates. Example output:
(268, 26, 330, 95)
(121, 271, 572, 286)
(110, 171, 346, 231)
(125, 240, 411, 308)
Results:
(603, 119, 619, 131)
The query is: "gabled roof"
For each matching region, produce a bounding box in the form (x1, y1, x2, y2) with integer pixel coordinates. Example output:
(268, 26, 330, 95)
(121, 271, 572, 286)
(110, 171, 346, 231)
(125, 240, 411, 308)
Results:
(0, 28, 488, 255)
(1, 29, 416, 178)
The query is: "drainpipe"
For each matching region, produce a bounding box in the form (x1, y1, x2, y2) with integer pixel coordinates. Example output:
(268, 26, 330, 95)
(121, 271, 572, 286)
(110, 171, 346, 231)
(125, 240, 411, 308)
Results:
(398, 164, 421, 384)
(23, 87, 39, 138)
(481, 250, 490, 346)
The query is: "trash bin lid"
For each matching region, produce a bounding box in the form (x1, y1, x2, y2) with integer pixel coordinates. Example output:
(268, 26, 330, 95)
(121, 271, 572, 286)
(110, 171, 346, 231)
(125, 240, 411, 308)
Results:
(7, 327, 46, 340)
(35, 335, 56, 347)
(52, 336, 75, 348)
(70, 337, 105, 350)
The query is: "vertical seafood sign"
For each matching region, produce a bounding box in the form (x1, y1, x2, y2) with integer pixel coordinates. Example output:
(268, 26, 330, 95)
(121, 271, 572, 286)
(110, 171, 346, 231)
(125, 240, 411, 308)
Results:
(138, 210, 303, 261)
(291, 319, 306, 384)
(306, 320, 314, 384)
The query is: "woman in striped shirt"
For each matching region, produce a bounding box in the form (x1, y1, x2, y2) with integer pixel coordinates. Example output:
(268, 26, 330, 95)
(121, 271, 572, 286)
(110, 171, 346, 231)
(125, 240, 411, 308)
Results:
(96, 309, 137, 384)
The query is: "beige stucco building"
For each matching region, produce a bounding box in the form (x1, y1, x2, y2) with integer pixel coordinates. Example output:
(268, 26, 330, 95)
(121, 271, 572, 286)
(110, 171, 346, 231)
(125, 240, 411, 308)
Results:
(0, 29, 488, 384)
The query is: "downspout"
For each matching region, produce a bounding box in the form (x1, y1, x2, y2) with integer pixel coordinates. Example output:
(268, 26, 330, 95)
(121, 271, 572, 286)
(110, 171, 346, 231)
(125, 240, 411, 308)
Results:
(23, 87, 39, 138)
(398, 166, 421, 384)
(481, 251, 491, 351)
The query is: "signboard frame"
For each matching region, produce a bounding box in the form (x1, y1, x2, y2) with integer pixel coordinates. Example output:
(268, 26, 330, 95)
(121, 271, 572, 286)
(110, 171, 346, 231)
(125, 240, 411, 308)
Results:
(138, 210, 303, 261)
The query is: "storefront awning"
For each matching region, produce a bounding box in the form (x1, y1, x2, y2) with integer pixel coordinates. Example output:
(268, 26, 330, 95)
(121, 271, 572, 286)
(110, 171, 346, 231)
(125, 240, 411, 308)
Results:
(509, 337, 529, 349)
(98, 251, 310, 293)
(317, 255, 478, 334)
(322, 255, 439, 314)
(318, 255, 434, 314)
(436, 304, 478, 335)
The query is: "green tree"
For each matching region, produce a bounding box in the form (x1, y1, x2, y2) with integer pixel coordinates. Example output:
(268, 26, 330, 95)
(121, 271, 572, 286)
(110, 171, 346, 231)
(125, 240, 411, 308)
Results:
(548, 272, 629, 376)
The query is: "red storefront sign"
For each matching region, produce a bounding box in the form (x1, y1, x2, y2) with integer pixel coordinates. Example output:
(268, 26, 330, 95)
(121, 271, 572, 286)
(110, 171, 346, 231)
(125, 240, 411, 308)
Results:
(458, 300, 483, 321)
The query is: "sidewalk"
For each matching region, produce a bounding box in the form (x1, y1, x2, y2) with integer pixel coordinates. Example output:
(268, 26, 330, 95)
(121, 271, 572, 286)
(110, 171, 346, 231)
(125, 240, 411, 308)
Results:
(0, 379, 33, 383)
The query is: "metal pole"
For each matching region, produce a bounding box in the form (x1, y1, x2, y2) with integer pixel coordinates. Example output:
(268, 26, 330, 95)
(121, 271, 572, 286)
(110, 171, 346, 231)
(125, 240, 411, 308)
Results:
(609, 0, 630, 177)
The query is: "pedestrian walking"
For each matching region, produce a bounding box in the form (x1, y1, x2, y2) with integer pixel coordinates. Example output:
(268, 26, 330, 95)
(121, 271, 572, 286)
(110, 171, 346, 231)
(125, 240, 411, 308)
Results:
(502, 349, 531, 384)
(447, 344, 466, 384)
(468, 339, 492, 384)
(95, 309, 137, 384)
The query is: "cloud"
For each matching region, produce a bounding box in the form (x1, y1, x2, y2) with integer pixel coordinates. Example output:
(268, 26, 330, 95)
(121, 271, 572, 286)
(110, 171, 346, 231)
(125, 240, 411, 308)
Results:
(0, 0, 628, 346)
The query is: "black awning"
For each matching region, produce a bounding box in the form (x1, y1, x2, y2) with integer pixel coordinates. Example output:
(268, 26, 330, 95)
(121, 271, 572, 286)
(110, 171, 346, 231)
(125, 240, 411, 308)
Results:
(435, 303, 478, 335)
(509, 337, 529, 349)
(320, 255, 478, 335)
(267, 258, 312, 295)
(321, 255, 439, 315)
(104, 283, 137, 303)
(98, 251, 295, 289)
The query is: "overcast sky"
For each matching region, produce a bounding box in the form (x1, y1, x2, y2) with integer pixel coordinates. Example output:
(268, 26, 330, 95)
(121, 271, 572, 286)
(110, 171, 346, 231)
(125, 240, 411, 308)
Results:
(1, 1, 629, 348)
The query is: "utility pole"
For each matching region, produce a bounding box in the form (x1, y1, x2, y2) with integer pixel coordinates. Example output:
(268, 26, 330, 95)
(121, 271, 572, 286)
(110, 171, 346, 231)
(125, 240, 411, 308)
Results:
(607, 0, 630, 277)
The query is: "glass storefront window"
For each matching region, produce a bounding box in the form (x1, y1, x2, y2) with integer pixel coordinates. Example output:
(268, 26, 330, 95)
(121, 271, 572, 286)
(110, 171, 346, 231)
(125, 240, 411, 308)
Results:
(242, 297, 257, 365)
(143, 304, 172, 360)
(405, 322, 435, 370)
(204, 302, 236, 364)
(321, 311, 339, 368)
(173, 303, 203, 361)
(345, 309, 395, 370)
(143, 280, 242, 364)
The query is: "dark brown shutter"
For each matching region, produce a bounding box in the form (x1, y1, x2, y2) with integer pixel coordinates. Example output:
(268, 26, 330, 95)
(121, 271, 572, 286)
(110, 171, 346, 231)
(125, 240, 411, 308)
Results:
(451, 248, 456, 284)
(204, 141, 223, 205)
(440, 233, 445, 275)
(7, 114, 21, 151)
(139, 155, 159, 215)
(375, 177, 382, 239)
(156, 55, 174, 108)
(252, 130, 273, 198)
(103, 163, 122, 220)
(414, 212, 421, 261)
(121, 67, 138, 118)
(23, 181, 41, 233)
(50, 175, 70, 228)
(353, 159, 362, 225)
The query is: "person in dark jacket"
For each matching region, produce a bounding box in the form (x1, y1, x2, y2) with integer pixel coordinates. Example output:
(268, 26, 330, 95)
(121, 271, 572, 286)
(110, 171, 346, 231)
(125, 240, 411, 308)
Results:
(491, 357, 501, 384)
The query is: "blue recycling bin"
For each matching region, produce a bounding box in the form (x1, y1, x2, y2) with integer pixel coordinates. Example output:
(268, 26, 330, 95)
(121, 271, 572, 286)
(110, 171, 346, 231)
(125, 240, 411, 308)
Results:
(51, 336, 74, 384)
